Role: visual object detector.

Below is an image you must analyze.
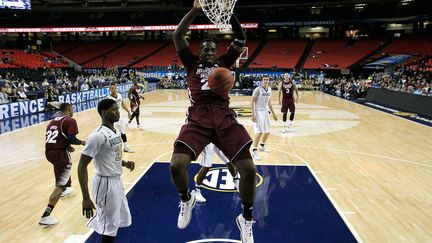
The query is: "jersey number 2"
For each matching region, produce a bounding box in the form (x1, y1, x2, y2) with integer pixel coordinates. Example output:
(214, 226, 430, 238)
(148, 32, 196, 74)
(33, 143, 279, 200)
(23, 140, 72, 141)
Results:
(201, 78, 210, 90)
(46, 130, 59, 144)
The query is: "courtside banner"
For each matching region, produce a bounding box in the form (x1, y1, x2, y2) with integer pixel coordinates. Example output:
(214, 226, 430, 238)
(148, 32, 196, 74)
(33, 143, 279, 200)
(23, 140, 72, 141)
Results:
(0, 98, 45, 120)
(0, 83, 132, 120)
(57, 83, 132, 104)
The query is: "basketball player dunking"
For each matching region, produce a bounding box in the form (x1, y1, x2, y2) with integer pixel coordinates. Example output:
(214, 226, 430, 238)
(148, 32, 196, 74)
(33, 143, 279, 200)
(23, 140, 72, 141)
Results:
(169, 1, 256, 242)
(279, 73, 298, 133)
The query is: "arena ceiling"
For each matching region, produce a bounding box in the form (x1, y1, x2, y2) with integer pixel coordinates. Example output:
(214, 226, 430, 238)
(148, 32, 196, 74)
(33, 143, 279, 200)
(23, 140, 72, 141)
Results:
(0, 0, 428, 27)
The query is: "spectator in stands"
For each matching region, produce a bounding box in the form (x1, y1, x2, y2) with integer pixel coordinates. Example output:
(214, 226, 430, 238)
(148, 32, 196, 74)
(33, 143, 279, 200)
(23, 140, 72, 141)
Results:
(28, 82, 41, 92)
(41, 79, 50, 87)
(17, 86, 28, 100)
(45, 86, 60, 110)
(59, 84, 70, 95)
(9, 88, 19, 102)
(80, 81, 90, 91)
(4, 83, 12, 96)
(71, 81, 80, 93)
(0, 85, 9, 104)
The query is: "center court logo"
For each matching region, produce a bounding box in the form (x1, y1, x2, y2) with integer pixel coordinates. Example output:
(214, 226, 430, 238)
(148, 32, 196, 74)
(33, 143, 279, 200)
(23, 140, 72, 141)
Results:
(195, 167, 263, 192)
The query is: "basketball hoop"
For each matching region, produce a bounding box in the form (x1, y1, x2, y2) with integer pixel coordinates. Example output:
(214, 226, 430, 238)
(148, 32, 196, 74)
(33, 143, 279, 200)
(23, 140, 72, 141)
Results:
(199, 0, 238, 31)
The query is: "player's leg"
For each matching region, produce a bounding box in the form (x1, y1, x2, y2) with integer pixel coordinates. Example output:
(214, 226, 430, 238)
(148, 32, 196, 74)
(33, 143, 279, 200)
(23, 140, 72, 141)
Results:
(282, 112, 288, 133)
(170, 123, 210, 228)
(135, 111, 144, 129)
(170, 149, 196, 229)
(233, 152, 256, 242)
(258, 112, 271, 152)
(288, 102, 296, 131)
(252, 110, 265, 160)
(216, 113, 256, 242)
(40, 151, 71, 226)
(115, 121, 134, 153)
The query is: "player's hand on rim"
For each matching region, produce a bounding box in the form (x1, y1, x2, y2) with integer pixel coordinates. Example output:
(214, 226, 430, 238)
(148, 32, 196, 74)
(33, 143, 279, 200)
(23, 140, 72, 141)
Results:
(82, 198, 96, 219)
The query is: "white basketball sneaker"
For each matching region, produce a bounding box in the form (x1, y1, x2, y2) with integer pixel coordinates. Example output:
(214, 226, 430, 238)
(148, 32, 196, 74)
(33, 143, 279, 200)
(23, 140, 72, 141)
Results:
(123, 145, 135, 153)
(191, 188, 206, 203)
(177, 193, 196, 229)
(39, 216, 59, 227)
(252, 150, 261, 161)
(137, 124, 145, 130)
(236, 214, 255, 243)
(60, 187, 74, 198)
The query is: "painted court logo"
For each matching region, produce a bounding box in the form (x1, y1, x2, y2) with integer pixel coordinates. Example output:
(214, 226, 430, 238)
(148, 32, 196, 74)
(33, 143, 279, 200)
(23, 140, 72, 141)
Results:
(231, 107, 252, 117)
(196, 167, 263, 192)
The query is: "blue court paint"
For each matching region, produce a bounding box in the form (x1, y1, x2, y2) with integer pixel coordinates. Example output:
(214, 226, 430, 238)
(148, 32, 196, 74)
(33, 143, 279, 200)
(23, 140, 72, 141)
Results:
(86, 162, 357, 243)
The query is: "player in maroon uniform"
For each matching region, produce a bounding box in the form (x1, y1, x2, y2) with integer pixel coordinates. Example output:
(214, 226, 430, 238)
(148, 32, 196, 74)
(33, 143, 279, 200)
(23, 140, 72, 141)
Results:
(39, 103, 85, 227)
(169, 1, 256, 242)
(127, 81, 145, 129)
(278, 73, 299, 133)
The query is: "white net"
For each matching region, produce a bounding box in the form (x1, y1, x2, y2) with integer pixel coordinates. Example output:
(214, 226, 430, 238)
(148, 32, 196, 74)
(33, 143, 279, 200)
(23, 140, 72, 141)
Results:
(199, 0, 238, 31)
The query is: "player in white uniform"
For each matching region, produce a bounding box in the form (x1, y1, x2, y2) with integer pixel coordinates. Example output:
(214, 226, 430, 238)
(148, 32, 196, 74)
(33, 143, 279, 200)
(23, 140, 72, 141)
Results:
(106, 84, 135, 153)
(191, 143, 240, 203)
(251, 76, 278, 161)
(78, 98, 135, 242)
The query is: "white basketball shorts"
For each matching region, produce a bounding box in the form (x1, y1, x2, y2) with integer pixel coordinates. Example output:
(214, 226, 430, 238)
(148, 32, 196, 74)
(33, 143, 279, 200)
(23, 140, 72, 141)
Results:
(87, 175, 132, 237)
(254, 110, 271, 134)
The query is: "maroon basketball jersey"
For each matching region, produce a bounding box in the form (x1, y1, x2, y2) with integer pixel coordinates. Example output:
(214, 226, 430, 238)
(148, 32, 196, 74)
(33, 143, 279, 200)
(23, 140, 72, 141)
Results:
(281, 81, 295, 99)
(178, 45, 240, 105)
(45, 116, 79, 150)
(129, 87, 140, 107)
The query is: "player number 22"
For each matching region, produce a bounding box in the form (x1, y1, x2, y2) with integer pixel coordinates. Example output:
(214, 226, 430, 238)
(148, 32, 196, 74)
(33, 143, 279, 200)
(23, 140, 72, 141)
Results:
(45, 130, 59, 144)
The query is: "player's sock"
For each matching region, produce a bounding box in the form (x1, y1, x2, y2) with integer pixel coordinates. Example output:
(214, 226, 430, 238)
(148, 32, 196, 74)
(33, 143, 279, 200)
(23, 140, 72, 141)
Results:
(179, 189, 191, 202)
(241, 201, 254, 220)
(195, 183, 202, 190)
(283, 121, 287, 129)
(41, 204, 54, 218)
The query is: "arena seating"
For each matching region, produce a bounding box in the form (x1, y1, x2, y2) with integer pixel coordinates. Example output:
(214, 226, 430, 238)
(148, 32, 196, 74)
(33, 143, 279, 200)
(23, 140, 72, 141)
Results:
(83, 41, 168, 68)
(58, 41, 124, 65)
(383, 37, 432, 55)
(249, 39, 308, 69)
(303, 38, 385, 69)
(0, 50, 68, 69)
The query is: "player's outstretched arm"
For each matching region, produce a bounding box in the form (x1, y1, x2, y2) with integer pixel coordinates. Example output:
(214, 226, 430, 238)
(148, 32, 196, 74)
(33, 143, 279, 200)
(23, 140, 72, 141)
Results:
(77, 154, 96, 218)
(230, 14, 247, 52)
(173, 0, 201, 52)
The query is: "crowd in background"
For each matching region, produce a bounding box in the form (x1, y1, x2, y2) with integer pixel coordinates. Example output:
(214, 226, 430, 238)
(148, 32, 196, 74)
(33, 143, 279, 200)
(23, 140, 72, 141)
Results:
(1, 54, 431, 105)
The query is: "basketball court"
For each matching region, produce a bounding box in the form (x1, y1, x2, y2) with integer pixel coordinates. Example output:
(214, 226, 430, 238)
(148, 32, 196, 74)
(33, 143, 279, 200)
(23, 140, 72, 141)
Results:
(0, 90, 431, 242)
